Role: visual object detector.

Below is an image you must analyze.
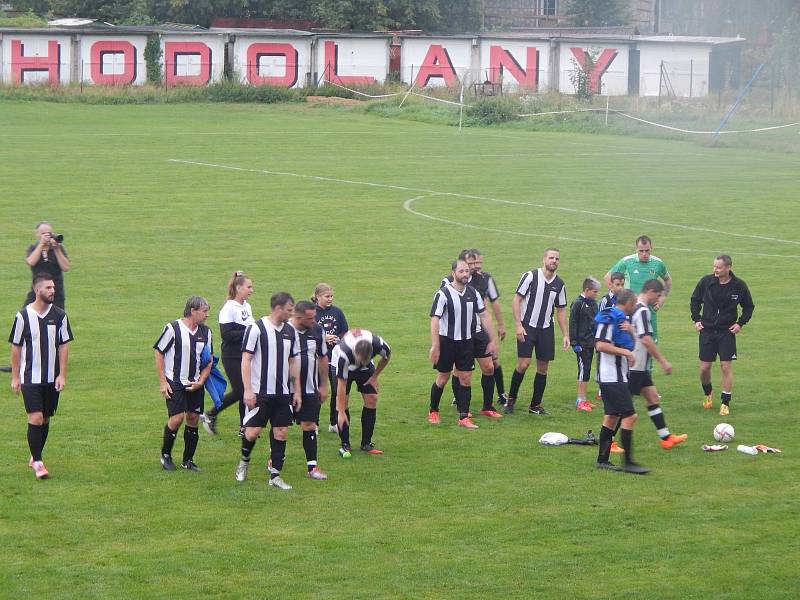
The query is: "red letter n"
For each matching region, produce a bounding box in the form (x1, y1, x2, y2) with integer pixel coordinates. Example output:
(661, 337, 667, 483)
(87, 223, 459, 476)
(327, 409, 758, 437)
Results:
(488, 46, 538, 90)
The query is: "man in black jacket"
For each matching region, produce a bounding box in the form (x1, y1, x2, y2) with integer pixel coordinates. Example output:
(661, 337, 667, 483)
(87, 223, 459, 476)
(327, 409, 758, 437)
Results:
(690, 255, 755, 416)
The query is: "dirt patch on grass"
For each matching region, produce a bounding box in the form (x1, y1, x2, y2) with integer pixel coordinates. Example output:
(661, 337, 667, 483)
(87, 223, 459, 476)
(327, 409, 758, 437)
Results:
(306, 95, 361, 106)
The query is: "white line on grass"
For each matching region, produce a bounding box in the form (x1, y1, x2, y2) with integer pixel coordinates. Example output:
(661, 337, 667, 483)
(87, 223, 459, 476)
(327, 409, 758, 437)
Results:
(344, 151, 699, 160)
(168, 158, 800, 254)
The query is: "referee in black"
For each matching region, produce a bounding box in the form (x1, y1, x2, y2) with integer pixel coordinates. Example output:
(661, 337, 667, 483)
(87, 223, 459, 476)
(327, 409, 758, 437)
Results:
(9, 273, 73, 480)
(690, 254, 754, 416)
(154, 296, 214, 472)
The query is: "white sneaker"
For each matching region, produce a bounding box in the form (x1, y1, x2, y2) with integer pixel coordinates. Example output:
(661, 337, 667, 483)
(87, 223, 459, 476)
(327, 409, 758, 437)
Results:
(199, 413, 217, 436)
(32, 461, 49, 479)
(235, 459, 249, 482)
(268, 475, 292, 490)
(307, 467, 328, 480)
(327, 424, 338, 433)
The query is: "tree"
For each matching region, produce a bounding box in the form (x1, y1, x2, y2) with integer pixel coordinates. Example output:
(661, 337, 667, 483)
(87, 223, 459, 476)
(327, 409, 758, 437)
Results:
(563, 0, 630, 27)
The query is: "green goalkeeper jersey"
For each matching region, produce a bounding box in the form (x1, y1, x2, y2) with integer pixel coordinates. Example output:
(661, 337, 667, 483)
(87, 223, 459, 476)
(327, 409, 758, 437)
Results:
(609, 254, 669, 293)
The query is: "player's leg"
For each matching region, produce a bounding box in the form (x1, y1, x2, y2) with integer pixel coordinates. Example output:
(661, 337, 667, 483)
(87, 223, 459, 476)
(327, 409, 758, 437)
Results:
(268, 410, 292, 489)
(718, 330, 736, 415)
(430, 336, 454, 423)
(24, 384, 49, 478)
(454, 342, 477, 427)
(640, 382, 687, 448)
(597, 411, 620, 468)
(359, 390, 382, 453)
(337, 377, 353, 457)
(494, 360, 508, 406)
(238, 396, 267, 481)
(698, 329, 716, 408)
(161, 383, 186, 471)
(528, 329, 554, 414)
(507, 325, 534, 412)
(179, 390, 202, 471)
(327, 365, 338, 432)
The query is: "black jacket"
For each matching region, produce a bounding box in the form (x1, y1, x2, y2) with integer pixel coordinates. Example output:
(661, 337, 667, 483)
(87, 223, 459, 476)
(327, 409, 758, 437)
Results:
(690, 272, 754, 330)
(569, 294, 598, 346)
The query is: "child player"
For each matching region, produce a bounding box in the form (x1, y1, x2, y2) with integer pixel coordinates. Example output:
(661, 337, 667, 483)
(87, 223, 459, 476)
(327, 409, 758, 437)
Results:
(569, 277, 600, 412)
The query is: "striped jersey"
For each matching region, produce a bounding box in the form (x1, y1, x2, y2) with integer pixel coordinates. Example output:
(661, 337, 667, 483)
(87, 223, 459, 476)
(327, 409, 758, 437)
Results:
(515, 268, 567, 329)
(598, 291, 616, 312)
(288, 322, 327, 395)
(630, 302, 654, 371)
(441, 272, 499, 303)
(594, 321, 630, 384)
(431, 282, 485, 340)
(242, 318, 298, 396)
(331, 329, 391, 381)
(218, 298, 254, 359)
(9, 304, 73, 385)
(154, 319, 213, 386)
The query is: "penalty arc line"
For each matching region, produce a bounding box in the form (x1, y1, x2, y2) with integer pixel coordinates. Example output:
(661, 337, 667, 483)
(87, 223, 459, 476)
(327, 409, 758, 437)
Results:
(168, 158, 800, 249)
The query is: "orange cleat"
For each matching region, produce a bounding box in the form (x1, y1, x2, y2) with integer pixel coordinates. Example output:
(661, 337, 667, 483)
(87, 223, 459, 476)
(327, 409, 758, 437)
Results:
(576, 401, 593, 412)
(32, 461, 49, 480)
(702, 394, 713, 409)
(660, 433, 689, 449)
(479, 409, 503, 419)
(458, 417, 479, 430)
(428, 411, 440, 425)
(610, 441, 624, 454)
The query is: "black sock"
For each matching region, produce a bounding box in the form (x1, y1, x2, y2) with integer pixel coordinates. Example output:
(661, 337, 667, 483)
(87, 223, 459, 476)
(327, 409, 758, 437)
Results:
(457, 383, 472, 419)
(530, 372, 547, 408)
(647, 403, 669, 439)
(41, 422, 50, 450)
(339, 409, 351, 447)
(481, 374, 495, 409)
(620, 428, 634, 464)
(451, 376, 461, 402)
(702, 382, 713, 396)
(303, 429, 317, 469)
(361, 407, 377, 446)
(494, 365, 505, 396)
(430, 383, 444, 411)
(161, 424, 178, 456)
(597, 425, 614, 463)
(613, 418, 622, 436)
(509, 369, 525, 400)
(183, 426, 199, 462)
(721, 392, 731, 406)
(27, 423, 44, 462)
(241, 436, 256, 461)
(270, 438, 286, 476)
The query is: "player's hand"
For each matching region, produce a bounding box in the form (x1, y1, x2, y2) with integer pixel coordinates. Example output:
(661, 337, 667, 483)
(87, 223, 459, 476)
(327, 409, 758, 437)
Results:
(160, 381, 173, 399)
(562, 336, 570, 351)
(54, 375, 66, 392)
(515, 324, 526, 342)
(619, 321, 633, 332)
(366, 376, 379, 391)
(486, 341, 498, 360)
(660, 359, 673, 375)
(729, 323, 741, 334)
(243, 391, 256, 408)
(429, 345, 440, 365)
(185, 380, 203, 392)
(11, 377, 21, 394)
(624, 350, 635, 363)
(293, 394, 302, 413)
(694, 321, 704, 332)
(325, 334, 339, 345)
(337, 409, 349, 428)
(497, 325, 506, 341)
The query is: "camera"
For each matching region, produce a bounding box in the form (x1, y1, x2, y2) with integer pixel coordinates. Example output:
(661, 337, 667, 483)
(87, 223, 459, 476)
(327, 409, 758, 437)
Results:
(52, 233, 64, 244)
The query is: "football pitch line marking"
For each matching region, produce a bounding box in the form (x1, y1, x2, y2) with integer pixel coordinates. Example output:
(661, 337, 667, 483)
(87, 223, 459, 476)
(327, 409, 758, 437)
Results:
(347, 151, 685, 160)
(168, 158, 800, 254)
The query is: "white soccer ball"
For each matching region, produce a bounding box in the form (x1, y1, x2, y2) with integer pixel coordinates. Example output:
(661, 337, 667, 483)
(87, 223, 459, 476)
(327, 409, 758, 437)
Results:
(713, 423, 735, 443)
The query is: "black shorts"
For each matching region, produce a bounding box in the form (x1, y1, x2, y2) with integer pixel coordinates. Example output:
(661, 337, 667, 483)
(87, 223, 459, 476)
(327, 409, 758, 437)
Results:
(599, 382, 635, 418)
(628, 370, 654, 396)
(435, 336, 475, 373)
(699, 328, 737, 362)
(22, 384, 60, 417)
(342, 365, 378, 395)
(242, 394, 292, 429)
(166, 381, 204, 417)
(517, 324, 555, 361)
(576, 347, 594, 382)
(296, 393, 321, 424)
(473, 330, 492, 360)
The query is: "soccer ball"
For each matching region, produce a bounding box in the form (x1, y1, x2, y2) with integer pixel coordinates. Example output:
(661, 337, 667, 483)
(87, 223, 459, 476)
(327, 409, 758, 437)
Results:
(713, 423, 735, 443)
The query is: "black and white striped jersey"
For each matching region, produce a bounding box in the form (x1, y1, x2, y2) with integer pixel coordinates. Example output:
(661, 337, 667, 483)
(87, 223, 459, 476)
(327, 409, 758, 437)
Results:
(595, 322, 629, 384)
(242, 318, 298, 396)
(515, 268, 567, 329)
(288, 322, 327, 395)
(218, 299, 254, 359)
(598, 291, 616, 312)
(154, 320, 212, 386)
(331, 329, 391, 381)
(9, 304, 73, 385)
(430, 282, 485, 341)
(631, 302, 653, 371)
(440, 272, 499, 303)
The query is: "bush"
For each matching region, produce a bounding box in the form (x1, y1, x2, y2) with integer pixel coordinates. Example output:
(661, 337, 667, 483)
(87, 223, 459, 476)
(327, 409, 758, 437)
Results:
(464, 97, 523, 125)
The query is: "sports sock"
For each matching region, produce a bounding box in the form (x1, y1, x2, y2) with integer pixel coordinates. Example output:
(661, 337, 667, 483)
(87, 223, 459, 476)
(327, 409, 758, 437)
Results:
(361, 407, 377, 446)
(430, 382, 444, 411)
(597, 425, 614, 463)
(721, 391, 731, 406)
(269, 438, 286, 477)
(303, 429, 317, 469)
(27, 423, 44, 462)
(530, 372, 547, 408)
(183, 426, 199, 462)
(457, 383, 472, 419)
(613, 418, 622, 436)
(161, 424, 178, 456)
(702, 382, 713, 396)
(494, 365, 505, 396)
(339, 409, 351, 447)
(451, 375, 459, 400)
(41, 422, 50, 449)
(509, 369, 525, 400)
(620, 428, 634, 464)
(241, 436, 256, 461)
(647, 403, 670, 439)
(481, 374, 495, 410)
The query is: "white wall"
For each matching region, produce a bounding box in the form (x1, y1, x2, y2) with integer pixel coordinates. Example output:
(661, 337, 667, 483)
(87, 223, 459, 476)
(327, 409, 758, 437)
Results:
(558, 44, 629, 96)
(638, 42, 710, 97)
(315, 37, 389, 85)
(401, 38, 473, 87)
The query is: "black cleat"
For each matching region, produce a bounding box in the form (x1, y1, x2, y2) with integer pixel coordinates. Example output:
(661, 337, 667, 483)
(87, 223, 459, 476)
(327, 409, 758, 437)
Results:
(497, 393, 509, 407)
(160, 454, 176, 471)
(622, 462, 650, 475)
(528, 405, 550, 415)
(181, 460, 202, 472)
(596, 461, 621, 471)
(586, 430, 596, 444)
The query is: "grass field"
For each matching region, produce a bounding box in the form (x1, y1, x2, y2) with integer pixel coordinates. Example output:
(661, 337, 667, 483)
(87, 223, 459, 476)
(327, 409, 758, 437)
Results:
(0, 100, 798, 599)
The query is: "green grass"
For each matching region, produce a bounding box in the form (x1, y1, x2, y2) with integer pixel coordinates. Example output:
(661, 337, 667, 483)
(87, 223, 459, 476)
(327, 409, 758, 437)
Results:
(0, 101, 798, 599)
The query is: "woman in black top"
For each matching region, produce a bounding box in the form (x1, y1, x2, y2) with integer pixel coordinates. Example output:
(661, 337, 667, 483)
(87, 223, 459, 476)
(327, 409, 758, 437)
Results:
(25, 221, 70, 309)
(313, 283, 349, 432)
